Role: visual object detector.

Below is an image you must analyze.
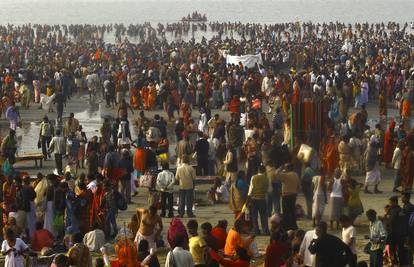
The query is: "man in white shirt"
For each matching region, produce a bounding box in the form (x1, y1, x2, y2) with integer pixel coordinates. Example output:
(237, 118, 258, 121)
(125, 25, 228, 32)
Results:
(299, 229, 316, 267)
(48, 129, 66, 175)
(165, 234, 195, 267)
(83, 224, 105, 252)
(340, 215, 357, 264)
(156, 162, 175, 218)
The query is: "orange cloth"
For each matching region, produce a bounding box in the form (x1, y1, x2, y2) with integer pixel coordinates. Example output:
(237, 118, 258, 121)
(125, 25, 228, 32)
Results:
(115, 238, 140, 267)
(229, 98, 240, 113)
(402, 99, 411, 118)
(323, 140, 339, 177)
(141, 86, 149, 109)
(134, 148, 147, 173)
(224, 228, 253, 256)
(31, 229, 54, 252)
(383, 121, 396, 164)
(130, 88, 140, 109)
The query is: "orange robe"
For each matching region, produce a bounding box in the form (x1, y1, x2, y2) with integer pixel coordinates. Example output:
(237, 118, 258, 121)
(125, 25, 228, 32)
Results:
(115, 238, 140, 267)
(141, 86, 149, 110)
(383, 122, 395, 164)
(323, 141, 339, 177)
(148, 86, 157, 110)
(402, 99, 411, 118)
(90, 185, 104, 229)
(134, 148, 147, 174)
(130, 88, 140, 109)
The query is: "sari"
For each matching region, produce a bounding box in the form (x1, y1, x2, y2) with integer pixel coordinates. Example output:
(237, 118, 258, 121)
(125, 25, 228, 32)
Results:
(115, 238, 140, 267)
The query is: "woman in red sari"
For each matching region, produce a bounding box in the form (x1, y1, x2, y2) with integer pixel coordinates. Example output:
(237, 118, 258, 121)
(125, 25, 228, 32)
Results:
(383, 120, 396, 168)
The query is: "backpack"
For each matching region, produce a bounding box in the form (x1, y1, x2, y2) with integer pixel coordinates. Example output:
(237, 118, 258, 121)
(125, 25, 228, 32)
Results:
(116, 191, 128, 211)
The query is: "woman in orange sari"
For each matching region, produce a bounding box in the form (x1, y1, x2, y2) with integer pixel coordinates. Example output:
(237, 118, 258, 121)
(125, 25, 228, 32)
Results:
(115, 237, 140, 267)
(148, 83, 157, 110)
(401, 96, 411, 119)
(141, 85, 149, 110)
(130, 87, 140, 109)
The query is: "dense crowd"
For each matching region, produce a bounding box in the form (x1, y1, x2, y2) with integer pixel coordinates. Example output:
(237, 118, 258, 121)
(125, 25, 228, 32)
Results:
(0, 19, 413, 267)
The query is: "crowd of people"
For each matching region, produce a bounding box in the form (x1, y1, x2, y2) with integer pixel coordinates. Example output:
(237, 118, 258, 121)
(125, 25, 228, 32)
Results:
(0, 19, 413, 266)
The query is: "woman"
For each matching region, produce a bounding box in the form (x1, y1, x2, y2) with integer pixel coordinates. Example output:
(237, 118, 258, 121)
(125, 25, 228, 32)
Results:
(167, 218, 189, 250)
(229, 171, 248, 218)
(1, 228, 29, 267)
(347, 179, 363, 224)
(328, 169, 347, 230)
(312, 175, 326, 227)
(77, 125, 87, 169)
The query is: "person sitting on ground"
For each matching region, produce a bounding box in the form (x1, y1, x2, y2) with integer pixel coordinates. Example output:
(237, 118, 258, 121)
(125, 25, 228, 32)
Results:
(211, 220, 228, 250)
(210, 246, 251, 267)
(224, 219, 254, 257)
(187, 219, 208, 267)
(31, 221, 54, 252)
(51, 254, 69, 267)
(66, 232, 93, 267)
(83, 223, 105, 252)
(137, 239, 160, 267)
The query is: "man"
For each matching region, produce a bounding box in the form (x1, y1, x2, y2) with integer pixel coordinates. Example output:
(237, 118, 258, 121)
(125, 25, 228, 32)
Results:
(64, 112, 80, 138)
(1, 129, 17, 165)
(223, 144, 238, 184)
(366, 209, 386, 267)
(16, 177, 36, 237)
(165, 234, 195, 267)
(54, 89, 65, 122)
(302, 163, 315, 218)
(100, 182, 118, 238)
(38, 115, 54, 160)
(195, 132, 209, 176)
(83, 223, 105, 252)
(103, 145, 119, 181)
(176, 155, 196, 218)
(67, 232, 93, 267)
(308, 221, 355, 267)
(201, 222, 219, 267)
(299, 228, 317, 267)
(402, 192, 414, 264)
(245, 135, 259, 183)
(187, 219, 207, 267)
(176, 133, 193, 167)
(339, 215, 357, 265)
(156, 162, 175, 218)
(134, 206, 163, 251)
(48, 129, 66, 175)
(118, 149, 133, 203)
(247, 165, 270, 235)
(275, 163, 300, 230)
(31, 221, 54, 252)
(386, 196, 408, 266)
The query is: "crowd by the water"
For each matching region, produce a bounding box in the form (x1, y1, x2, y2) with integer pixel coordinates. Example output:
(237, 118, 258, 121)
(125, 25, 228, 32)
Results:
(0, 19, 413, 267)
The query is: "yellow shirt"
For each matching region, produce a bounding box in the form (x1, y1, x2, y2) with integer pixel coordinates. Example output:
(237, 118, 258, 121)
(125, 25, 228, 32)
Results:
(175, 163, 196, 190)
(189, 235, 206, 265)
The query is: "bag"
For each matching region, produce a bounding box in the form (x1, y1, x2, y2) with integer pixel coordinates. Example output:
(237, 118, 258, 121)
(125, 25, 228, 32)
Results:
(169, 250, 178, 267)
(139, 174, 154, 188)
(116, 191, 128, 211)
(53, 214, 64, 233)
(2, 159, 12, 176)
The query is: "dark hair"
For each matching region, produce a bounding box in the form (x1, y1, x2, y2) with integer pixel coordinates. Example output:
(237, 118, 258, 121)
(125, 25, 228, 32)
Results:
(357, 261, 368, 267)
(174, 233, 185, 247)
(149, 205, 158, 214)
(138, 239, 149, 252)
(366, 209, 377, 219)
(53, 254, 69, 267)
(161, 162, 169, 170)
(201, 222, 212, 233)
(36, 221, 43, 230)
(187, 219, 198, 230)
(339, 215, 351, 223)
(217, 220, 228, 230)
(258, 165, 266, 173)
(316, 221, 327, 233)
(73, 232, 84, 243)
(95, 258, 105, 267)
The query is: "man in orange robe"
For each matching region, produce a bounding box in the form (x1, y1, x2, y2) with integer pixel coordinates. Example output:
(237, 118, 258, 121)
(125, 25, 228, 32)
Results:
(322, 136, 339, 178)
(383, 120, 396, 168)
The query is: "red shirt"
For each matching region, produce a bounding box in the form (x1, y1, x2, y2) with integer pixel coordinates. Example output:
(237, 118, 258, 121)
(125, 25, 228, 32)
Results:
(31, 229, 54, 252)
(211, 227, 227, 250)
(210, 250, 250, 267)
(264, 241, 289, 267)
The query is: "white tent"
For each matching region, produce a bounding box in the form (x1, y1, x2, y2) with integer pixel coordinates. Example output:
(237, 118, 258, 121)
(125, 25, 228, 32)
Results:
(226, 54, 263, 69)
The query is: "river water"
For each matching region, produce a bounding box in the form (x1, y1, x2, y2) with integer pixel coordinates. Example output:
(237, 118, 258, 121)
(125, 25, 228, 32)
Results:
(0, 0, 413, 25)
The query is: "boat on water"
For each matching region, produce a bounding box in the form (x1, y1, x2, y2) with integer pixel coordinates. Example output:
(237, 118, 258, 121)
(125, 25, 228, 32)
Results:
(181, 12, 207, 22)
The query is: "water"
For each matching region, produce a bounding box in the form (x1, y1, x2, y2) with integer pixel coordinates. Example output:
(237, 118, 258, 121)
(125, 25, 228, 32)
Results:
(0, 0, 413, 25)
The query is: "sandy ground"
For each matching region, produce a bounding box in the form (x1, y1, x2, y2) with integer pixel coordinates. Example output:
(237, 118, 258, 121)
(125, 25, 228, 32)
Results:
(0, 94, 403, 265)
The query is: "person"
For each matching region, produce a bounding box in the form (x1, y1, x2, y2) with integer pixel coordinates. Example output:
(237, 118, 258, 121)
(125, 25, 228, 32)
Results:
(76, 125, 87, 168)
(187, 219, 207, 267)
(328, 168, 346, 230)
(115, 235, 140, 267)
(383, 120, 396, 168)
(340, 215, 357, 265)
(83, 223, 105, 252)
(312, 175, 326, 227)
(1, 129, 17, 165)
(195, 132, 210, 175)
(302, 163, 315, 219)
(308, 221, 356, 267)
(247, 165, 270, 235)
(67, 232, 93, 267)
(64, 113, 80, 138)
(31, 221, 54, 252)
(385, 196, 408, 266)
(264, 231, 290, 267)
(134, 206, 163, 251)
(17, 176, 37, 237)
(175, 155, 196, 218)
(224, 219, 254, 257)
(137, 239, 160, 267)
(1, 228, 29, 267)
(49, 129, 67, 175)
(230, 171, 248, 218)
(275, 163, 300, 230)
(167, 218, 189, 250)
(364, 136, 382, 193)
(365, 209, 386, 267)
(156, 162, 175, 218)
(392, 141, 403, 192)
(39, 115, 54, 160)
(347, 179, 364, 223)
(200, 222, 219, 267)
(176, 133, 193, 166)
(223, 144, 238, 184)
(299, 228, 317, 267)
(100, 182, 118, 238)
(210, 246, 251, 267)
(51, 254, 69, 267)
(165, 234, 195, 267)
(211, 220, 228, 250)
(118, 149, 134, 203)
